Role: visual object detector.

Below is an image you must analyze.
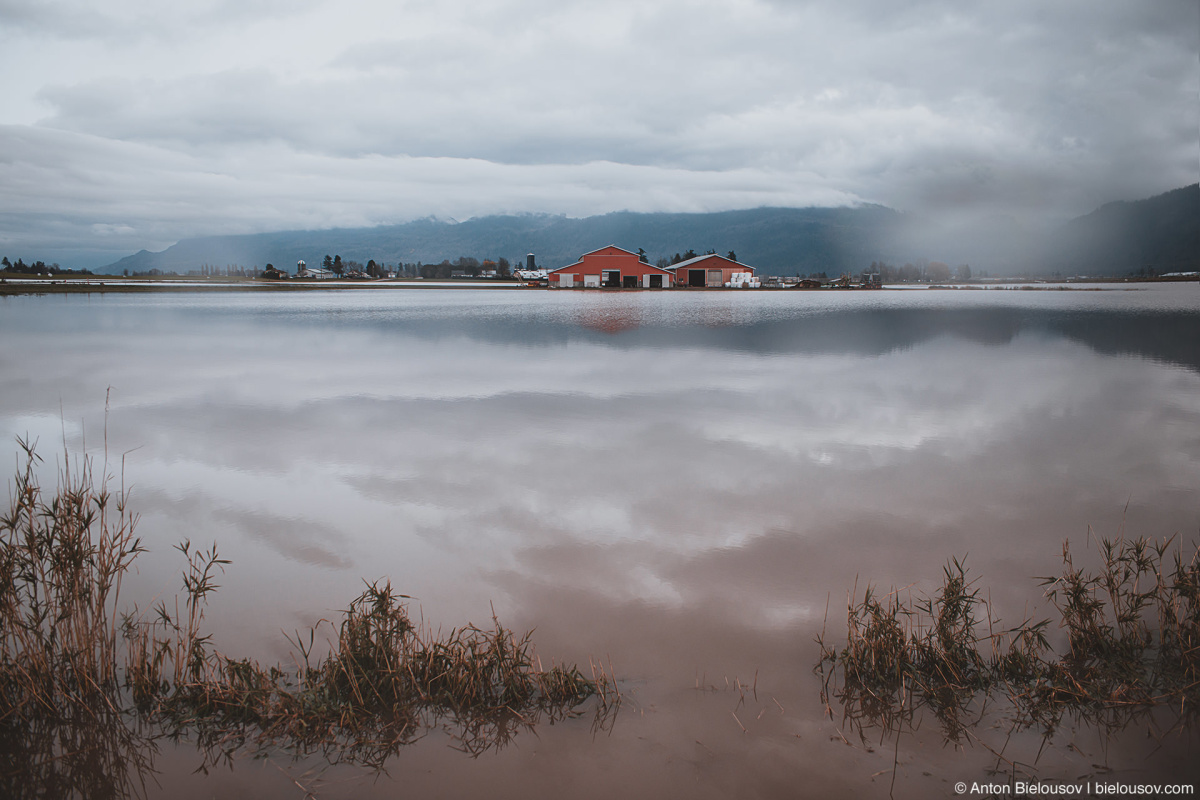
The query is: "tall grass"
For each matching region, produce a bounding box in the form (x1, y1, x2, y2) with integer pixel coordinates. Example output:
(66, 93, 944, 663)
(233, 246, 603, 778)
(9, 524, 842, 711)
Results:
(0, 436, 150, 798)
(0, 436, 142, 717)
(817, 532, 1200, 747)
(0, 439, 618, 792)
(140, 579, 617, 769)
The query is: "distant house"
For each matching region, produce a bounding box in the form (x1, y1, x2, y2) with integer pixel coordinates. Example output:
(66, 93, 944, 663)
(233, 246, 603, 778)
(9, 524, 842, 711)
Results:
(549, 246, 674, 288)
(514, 269, 548, 286)
(296, 267, 335, 280)
(667, 253, 756, 288)
(294, 260, 337, 280)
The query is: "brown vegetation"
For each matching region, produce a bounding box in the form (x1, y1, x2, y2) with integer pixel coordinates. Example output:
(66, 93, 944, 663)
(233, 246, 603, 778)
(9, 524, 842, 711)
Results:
(817, 534, 1200, 750)
(0, 439, 617, 796)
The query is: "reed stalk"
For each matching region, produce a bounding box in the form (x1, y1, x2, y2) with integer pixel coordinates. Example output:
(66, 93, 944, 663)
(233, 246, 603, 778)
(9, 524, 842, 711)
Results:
(818, 533, 1199, 745)
(1, 438, 618, 790)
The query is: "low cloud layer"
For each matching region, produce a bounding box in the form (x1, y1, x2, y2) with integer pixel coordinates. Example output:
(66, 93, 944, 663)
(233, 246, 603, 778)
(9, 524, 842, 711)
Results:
(1, 0, 1196, 266)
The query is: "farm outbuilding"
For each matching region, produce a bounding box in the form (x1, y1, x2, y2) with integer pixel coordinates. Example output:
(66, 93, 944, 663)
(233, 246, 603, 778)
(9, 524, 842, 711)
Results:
(669, 254, 756, 288)
(549, 246, 675, 288)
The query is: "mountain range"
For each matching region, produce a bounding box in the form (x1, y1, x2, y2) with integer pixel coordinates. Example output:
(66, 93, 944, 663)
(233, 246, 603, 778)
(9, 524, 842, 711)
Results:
(101, 184, 1198, 277)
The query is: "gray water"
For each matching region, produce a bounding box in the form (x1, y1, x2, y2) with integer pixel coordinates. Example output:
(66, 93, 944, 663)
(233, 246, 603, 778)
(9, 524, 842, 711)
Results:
(3, 285, 1199, 798)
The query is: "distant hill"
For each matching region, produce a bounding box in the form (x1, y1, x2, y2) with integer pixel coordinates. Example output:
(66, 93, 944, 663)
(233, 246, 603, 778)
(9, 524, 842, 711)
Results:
(100, 185, 1199, 277)
(1042, 184, 1199, 276)
(99, 206, 907, 277)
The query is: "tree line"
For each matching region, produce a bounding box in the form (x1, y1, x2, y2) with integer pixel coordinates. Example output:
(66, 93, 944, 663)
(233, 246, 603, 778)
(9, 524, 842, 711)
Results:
(313, 254, 516, 280)
(864, 261, 976, 282)
(1, 257, 93, 276)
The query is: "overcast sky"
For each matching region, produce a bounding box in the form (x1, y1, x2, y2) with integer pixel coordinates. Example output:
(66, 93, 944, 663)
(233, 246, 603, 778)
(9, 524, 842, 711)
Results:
(1, 0, 1197, 267)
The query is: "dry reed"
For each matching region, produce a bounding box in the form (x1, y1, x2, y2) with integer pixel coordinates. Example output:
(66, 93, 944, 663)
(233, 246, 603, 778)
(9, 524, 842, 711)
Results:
(817, 533, 1199, 748)
(1, 439, 618, 792)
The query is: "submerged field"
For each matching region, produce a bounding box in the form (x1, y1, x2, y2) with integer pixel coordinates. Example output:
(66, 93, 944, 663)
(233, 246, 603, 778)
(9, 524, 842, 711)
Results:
(1, 286, 1199, 797)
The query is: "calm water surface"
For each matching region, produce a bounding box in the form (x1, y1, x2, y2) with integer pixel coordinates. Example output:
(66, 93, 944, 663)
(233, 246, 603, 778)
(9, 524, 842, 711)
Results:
(3, 285, 1200, 798)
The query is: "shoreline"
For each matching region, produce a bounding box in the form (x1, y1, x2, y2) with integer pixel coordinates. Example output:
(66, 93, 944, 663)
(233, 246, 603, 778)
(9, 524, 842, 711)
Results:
(2, 275, 1196, 296)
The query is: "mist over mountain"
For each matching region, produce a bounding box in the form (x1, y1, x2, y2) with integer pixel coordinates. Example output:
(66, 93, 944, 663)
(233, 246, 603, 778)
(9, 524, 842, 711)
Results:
(100, 185, 1198, 277)
(100, 206, 904, 277)
(1042, 185, 1199, 276)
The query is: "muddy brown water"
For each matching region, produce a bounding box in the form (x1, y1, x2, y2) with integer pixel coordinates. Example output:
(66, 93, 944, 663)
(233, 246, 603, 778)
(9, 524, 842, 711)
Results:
(3, 285, 1199, 798)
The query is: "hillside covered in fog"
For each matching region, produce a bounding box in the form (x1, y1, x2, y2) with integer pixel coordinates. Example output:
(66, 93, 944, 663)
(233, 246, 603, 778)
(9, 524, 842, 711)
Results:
(101, 185, 1198, 278)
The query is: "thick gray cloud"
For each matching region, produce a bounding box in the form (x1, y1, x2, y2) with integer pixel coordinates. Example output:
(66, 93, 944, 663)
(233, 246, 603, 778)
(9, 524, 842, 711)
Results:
(0, 0, 1196, 266)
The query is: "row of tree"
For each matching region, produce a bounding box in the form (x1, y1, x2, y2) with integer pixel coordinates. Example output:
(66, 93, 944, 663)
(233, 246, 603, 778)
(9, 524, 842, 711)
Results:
(414, 257, 514, 280)
(864, 261, 976, 282)
(192, 264, 254, 277)
(259, 247, 751, 279)
(1, 257, 93, 276)
(314, 254, 517, 280)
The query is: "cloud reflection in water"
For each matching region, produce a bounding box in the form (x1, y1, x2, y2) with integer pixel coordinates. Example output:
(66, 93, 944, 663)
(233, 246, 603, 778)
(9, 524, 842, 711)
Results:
(1, 288, 1199, 793)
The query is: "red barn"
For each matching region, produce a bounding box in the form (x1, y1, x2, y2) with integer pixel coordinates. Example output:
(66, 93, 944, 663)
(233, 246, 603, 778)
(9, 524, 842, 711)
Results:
(669, 254, 756, 287)
(549, 246, 675, 289)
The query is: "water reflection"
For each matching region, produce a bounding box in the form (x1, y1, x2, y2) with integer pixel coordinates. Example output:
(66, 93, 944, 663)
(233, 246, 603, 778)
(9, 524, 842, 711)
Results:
(0, 700, 157, 800)
(1, 287, 1199, 796)
(0, 687, 617, 799)
(815, 534, 1200, 766)
(576, 299, 643, 334)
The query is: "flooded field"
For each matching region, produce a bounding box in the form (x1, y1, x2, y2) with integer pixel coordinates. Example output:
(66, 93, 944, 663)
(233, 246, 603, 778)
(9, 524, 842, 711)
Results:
(2, 285, 1199, 798)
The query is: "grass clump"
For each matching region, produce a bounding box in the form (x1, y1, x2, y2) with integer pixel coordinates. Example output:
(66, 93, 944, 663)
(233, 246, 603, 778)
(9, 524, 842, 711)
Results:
(0, 437, 142, 719)
(818, 533, 1199, 748)
(0, 437, 151, 799)
(819, 559, 1002, 744)
(0, 439, 618, 793)
(1038, 536, 1200, 710)
(140, 579, 616, 768)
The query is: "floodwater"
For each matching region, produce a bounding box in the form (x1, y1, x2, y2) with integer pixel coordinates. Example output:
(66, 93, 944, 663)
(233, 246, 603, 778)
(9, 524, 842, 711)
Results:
(2, 284, 1200, 798)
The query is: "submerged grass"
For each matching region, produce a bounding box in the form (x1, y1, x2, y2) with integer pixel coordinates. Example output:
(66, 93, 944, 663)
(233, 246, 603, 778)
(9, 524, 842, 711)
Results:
(0, 439, 618, 794)
(136, 578, 615, 768)
(817, 531, 1200, 754)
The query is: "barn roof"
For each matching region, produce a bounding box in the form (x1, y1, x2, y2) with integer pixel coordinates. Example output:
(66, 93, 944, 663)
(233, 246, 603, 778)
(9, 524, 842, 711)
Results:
(668, 253, 753, 271)
(549, 245, 672, 275)
(579, 245, 641, 258)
